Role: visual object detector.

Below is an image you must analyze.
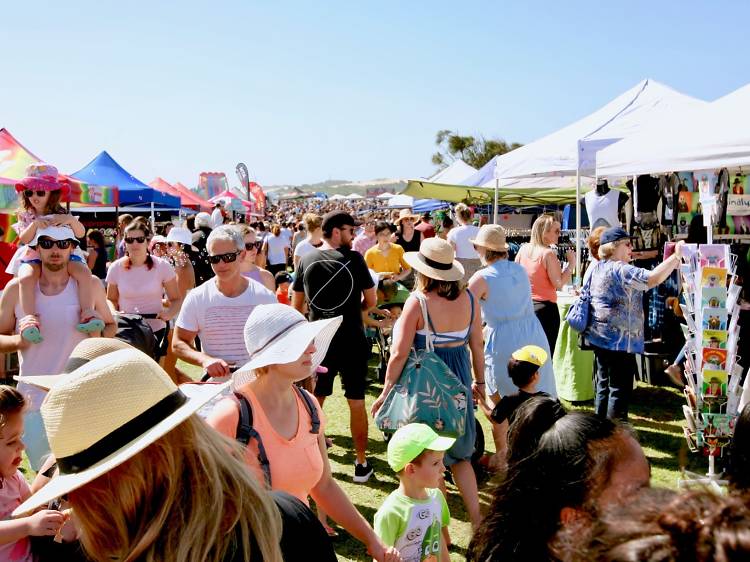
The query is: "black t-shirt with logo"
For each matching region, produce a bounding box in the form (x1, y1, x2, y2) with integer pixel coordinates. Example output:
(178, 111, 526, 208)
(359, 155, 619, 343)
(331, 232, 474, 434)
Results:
(293, 246, 374, 337)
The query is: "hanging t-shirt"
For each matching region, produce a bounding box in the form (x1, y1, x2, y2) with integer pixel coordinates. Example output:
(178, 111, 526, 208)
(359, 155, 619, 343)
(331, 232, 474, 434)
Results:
(0, 471, 33, 562)
(584, 189, 621, 229)
(106, 256, 176, 333)
(447, 225, 480, 259)
(374, 488, 450, 562)
(176, 277, 276, 367)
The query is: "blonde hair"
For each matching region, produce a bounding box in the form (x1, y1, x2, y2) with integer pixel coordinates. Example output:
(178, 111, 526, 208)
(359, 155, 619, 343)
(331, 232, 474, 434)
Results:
(598, 241, 618, 260)
(303, 213, 322, 232)
(69, 416, 283, 562)
(236, 224, 254, 238)
(455, 203, 472, 223)
(530, 215, 557, 248)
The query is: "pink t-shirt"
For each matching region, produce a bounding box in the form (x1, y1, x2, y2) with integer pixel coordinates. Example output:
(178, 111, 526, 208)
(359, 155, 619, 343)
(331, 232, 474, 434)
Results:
(207, 387, 325, 505)
(106, 256, 176, 332)
(0, 471, 33, 562)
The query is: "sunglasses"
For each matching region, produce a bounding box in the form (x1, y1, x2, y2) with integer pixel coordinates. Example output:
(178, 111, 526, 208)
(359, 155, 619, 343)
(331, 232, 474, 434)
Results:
(245, 242, 262, 251)
(24, 190, 47, 198)
(124, 236, 147, 244)
(208, 251, 240, 264)
(37, 238, 74, 250)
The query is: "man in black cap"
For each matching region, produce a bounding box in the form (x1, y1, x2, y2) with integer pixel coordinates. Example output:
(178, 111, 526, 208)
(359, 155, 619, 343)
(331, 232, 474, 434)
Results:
(292, 210, 377, 482)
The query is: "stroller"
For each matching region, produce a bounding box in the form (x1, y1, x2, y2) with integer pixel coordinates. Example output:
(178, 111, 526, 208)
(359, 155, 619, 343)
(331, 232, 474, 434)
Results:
(365, 280, 410, 383)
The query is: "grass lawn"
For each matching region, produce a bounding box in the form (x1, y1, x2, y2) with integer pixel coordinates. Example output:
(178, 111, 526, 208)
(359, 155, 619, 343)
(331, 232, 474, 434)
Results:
(18, 359, 706, 562)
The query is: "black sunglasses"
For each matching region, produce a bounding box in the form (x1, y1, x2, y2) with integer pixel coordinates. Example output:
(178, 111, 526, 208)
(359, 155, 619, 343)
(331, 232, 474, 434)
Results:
(37, 238, 74, 250)
(124, 236, 147, 244)
(208, 251, 240, 264)
(24, 190, 47, 198)
(245, 242, 262, 251)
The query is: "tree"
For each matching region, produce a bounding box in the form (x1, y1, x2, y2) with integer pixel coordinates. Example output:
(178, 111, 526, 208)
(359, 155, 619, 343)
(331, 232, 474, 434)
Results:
(431, 130, 523, 170)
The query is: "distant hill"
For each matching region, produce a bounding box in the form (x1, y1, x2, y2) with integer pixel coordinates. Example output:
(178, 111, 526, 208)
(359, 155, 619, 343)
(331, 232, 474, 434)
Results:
(264, 178, 407, 197)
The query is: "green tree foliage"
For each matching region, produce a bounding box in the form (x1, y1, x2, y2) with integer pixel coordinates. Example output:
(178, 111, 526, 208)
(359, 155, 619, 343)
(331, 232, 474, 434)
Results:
(431, 129, 523, 170)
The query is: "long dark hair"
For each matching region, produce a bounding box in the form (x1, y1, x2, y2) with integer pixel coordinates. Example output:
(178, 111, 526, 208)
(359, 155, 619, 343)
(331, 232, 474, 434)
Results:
(123, 219, 154, 271)
(87, 229, 106, 250)
(468, 397, 631, 562)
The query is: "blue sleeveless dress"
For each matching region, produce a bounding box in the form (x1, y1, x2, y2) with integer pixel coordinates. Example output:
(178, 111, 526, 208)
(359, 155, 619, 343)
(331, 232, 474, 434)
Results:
(414, 291, 477, 466)
(477, 260, 557, 398)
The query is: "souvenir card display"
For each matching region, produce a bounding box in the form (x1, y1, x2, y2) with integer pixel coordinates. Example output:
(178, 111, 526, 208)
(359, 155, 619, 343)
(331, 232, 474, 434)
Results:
(679, 243, 742, 459)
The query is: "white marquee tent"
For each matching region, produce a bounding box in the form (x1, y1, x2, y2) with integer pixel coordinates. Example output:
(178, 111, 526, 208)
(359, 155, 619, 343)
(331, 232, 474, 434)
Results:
(427, 159, 477, 184)
(597, 83, 750, 177)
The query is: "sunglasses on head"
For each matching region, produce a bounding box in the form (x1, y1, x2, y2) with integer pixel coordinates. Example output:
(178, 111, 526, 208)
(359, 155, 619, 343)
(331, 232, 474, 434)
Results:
(24, 190, 47, 198)
(245, 242, 262, 251)
(208, 251, 240, 264)
(37, 238, 74, 250)
(124, 236, 147, 244)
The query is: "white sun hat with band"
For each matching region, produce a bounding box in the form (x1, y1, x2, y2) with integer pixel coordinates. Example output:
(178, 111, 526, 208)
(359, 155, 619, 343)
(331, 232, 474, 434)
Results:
(233, 303, 343, 386)
(403, 237, 464, 282)
(13, 348, 229, 516)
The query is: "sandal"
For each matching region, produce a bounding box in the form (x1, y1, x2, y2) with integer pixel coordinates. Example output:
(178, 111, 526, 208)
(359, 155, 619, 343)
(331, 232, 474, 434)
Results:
(20, 315, 43, 344)
(77, 315, 105, 334)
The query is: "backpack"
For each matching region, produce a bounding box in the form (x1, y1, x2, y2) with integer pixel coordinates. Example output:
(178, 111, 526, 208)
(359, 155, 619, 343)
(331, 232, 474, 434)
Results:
(115, 313, 157, 356)
(234, 386, 320, 487)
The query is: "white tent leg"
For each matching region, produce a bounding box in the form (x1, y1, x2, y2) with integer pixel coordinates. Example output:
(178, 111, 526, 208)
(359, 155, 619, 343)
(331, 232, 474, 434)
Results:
(575, 169, 581, 285)
(150, 202, 155, 231)
(493, 179, 499, 224)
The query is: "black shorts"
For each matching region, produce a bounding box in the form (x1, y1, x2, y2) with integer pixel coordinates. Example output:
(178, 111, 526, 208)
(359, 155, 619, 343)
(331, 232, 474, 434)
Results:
(314, 333, 369, 400)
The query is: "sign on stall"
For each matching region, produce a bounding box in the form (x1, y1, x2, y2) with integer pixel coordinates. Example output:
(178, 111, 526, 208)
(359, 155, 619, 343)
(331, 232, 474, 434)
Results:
(727, 195, 750, 216)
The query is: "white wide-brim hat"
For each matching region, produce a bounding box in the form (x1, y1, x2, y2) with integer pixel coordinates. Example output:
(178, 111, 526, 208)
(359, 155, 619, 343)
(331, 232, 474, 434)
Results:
(166, 226, 194, 246)
(403, 237, 464, 282)
(233, 303, 342, 385)
(13, 348, 229, 516)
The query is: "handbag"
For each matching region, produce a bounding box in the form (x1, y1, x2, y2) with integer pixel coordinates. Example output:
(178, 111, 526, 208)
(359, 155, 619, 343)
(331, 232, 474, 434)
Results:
(565, 264, 595, 333)
(375, 293, 468, 437)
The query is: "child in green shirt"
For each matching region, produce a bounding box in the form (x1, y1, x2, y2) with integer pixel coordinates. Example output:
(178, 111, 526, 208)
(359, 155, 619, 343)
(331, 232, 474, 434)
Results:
(374, 423, 455, 562)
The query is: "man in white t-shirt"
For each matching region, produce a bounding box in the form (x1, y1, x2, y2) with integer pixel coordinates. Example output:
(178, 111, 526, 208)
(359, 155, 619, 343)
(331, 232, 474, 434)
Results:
(0, 226, 116, 469)
(447, 203, 481, 282)
(293, 212, 324, 270)
(211, 202, 225, 229)
(173, 225, 276, 379)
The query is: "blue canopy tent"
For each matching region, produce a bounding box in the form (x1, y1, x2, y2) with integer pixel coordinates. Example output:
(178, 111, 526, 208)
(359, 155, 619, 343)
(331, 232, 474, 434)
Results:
(413, 199, 449, 213)
(71, 151, 180, 209)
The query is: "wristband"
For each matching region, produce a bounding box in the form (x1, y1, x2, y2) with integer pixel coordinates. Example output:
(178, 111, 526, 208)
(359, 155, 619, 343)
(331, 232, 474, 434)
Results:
(475, 382, 485, 385)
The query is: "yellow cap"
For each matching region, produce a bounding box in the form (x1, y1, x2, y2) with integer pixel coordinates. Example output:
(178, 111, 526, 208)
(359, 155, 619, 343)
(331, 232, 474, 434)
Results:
(511, 345, 548, 367)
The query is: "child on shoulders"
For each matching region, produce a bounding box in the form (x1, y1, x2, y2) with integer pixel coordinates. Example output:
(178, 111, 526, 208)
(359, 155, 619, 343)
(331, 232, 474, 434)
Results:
(374, 423, 454, 562)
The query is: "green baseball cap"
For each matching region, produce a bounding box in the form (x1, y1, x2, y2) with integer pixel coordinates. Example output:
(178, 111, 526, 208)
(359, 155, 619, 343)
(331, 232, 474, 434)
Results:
(387, 423, 456, 472)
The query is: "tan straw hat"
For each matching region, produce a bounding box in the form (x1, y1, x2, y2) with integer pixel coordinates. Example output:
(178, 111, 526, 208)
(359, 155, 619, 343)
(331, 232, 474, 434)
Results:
(15, 337, 133, 389)
(469, 224, 509, 252)
(13, 348, 229, 516)
(394, 208, 419, 224)
(403, 238, 464, 282)
(233, 303, 343, 386)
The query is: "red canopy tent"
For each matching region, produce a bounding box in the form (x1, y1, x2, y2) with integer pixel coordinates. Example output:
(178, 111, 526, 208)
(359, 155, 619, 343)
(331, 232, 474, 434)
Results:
(173, 181, 212, 210)
(209, 189, 254, 212)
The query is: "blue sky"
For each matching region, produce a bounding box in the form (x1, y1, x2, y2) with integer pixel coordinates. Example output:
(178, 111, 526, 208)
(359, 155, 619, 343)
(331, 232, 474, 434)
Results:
(1, 1, 748, 187)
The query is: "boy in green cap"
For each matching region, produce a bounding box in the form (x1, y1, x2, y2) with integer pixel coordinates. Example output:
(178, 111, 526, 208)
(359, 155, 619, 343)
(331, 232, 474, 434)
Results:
(374, 423, 455, 562)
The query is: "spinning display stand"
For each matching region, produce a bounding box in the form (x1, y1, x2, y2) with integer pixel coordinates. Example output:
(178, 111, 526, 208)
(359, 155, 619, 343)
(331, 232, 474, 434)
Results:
(678, 237, 743, 488)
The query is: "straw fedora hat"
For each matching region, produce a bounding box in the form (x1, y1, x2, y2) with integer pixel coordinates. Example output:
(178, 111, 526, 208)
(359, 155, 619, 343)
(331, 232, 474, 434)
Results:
(233, 304, 343, 385)
(15, 337, 133, 389)
(469, 224, 509, 252)
(13, 348, 229, 516)
(403, 238, 464, 282)
(394, 208, 420, 225)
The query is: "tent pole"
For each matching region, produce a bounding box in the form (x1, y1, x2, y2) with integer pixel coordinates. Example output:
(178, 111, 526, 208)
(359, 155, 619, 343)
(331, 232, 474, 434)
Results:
(150, 202, 155, 231)
(493, 179, 499, 224)
(575, 168, 581, 286)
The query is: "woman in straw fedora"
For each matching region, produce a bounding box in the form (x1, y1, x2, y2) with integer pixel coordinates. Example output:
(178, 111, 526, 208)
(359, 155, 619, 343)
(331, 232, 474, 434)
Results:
(14, 348, 285, 562)
(393, 209, 422, 290)
(207, 304, 400, 561)
(371, 237, 484, 531)
(467, 225, 557, 466)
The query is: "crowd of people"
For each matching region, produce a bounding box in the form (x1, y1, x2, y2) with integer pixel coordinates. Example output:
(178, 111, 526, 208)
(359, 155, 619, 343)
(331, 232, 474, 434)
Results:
(0, 164, 748, 561)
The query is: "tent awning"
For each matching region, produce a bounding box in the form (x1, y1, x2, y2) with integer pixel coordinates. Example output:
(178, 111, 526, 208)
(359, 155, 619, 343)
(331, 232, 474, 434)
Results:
(72, 151, 180, 208)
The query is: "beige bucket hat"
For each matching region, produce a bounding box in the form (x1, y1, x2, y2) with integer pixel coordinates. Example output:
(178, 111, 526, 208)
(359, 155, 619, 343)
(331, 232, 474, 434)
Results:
(393, 208, 420, 224)
(403, 238, 464, 282)
(469, 224, 509, 252)
(13, 349, 229, 516)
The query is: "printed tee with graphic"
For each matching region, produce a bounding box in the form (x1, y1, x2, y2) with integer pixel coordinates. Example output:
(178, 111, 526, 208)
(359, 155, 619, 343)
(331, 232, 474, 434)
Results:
(374, 488, 449, 562)
(176, 277, 276, 367)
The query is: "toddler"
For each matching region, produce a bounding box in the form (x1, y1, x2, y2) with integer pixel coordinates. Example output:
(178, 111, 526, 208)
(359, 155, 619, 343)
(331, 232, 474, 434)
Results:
(10, 164, 103, 343)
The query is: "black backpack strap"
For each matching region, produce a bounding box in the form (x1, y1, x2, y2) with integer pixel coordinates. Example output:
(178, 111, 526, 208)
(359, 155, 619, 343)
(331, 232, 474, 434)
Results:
(234, 392, 272, 488)
(294, 386, 320, 434)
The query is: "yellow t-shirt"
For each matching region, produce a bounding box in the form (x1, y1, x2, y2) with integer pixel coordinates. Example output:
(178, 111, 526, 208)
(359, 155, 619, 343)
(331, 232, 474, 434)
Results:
(365, 243, 410, 274)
